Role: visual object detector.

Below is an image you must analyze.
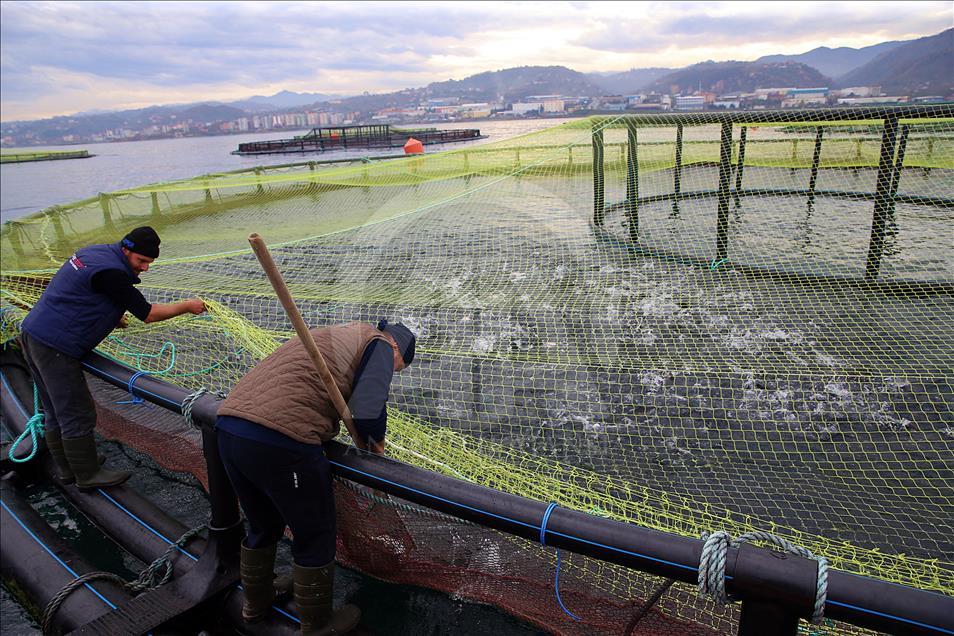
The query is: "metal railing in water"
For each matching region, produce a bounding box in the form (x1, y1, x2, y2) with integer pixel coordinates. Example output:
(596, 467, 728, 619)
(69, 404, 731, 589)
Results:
(589, 105, 954, 282)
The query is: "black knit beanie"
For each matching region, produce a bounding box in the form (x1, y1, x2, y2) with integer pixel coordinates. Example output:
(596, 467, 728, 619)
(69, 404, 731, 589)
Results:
(121, 226, 161, 258)
(378, 320, 416, 365)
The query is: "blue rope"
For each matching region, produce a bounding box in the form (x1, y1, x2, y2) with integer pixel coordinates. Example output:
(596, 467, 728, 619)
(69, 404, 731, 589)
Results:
(709, 258, 728, 270)
(116, 371, 150, 406)
(539, 502, 581, 621)
(9, 383, 44, 463)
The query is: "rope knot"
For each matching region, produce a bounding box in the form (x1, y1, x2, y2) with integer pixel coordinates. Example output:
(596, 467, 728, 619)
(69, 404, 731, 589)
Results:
(697, 530, 829, 624)
(181, 387, 226, 429)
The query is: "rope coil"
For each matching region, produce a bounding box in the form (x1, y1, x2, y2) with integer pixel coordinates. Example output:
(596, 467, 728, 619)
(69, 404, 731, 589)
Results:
(8, 383, 43, 463)
(41, 524, 206, 633)
(697, 530, 829, 624)
(42, 571, 128, 635)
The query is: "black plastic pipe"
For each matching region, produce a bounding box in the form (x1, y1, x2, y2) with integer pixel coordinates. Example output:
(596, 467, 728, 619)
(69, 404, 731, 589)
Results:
(1, 476, 133, 633)
(0, 364, 300, 635)
(68, 350, 954, 636)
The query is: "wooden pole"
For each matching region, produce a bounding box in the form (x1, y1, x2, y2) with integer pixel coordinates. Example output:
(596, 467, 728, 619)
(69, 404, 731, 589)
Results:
(248, 233, 380, 452)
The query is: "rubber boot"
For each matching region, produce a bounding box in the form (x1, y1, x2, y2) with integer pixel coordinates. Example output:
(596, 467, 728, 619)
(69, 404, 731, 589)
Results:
(240, 541, 279, 623)
(293, 561, 361, 635)
(45, 429, 77, 484)
(61, 433, 130, 492)
(45, 429, 106, 484)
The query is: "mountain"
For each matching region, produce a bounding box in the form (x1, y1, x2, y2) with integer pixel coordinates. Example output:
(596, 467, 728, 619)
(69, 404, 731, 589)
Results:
(316, 65, 608, 114)
(645, 61, 831, 94)
(227, 90, 341, 112)
(756, 40, 905, 80)
(423, 66, 606, 102)
(835, 28, 953, 96)
(179, 103, 247, 123)
(586, 68, 674, 94)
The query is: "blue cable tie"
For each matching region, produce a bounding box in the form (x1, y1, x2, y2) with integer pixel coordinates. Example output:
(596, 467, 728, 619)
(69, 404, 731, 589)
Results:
(116, 371, 150, 407)
(539, 502, 581, 621)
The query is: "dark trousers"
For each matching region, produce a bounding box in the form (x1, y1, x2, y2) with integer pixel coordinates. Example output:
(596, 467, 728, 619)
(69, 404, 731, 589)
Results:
(20, 331, 97, 439)
(217, 428, 337, 567)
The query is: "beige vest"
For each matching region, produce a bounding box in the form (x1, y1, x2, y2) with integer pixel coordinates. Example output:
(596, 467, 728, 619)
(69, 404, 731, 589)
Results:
(219, 322, 388, 444)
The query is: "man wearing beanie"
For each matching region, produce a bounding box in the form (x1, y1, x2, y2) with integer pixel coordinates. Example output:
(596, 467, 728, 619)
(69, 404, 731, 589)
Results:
(19, 226, 206, 491)
(215, 319, 415, 635)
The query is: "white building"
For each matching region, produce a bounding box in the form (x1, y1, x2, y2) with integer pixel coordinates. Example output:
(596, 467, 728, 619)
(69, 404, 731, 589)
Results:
(512, 102, 543, 115)
(674, 95, 705, 111)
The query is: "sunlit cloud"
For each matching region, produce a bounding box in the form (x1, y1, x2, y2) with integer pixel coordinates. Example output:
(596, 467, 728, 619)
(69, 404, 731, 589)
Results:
(1, 0, 950, 121)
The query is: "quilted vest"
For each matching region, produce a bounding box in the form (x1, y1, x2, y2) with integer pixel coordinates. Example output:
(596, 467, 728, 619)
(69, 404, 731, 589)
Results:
(218, 322, 389, 444)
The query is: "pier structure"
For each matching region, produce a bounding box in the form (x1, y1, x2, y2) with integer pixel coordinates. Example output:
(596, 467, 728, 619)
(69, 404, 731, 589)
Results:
(233, 124, 483, 155)
(0, 150, 92, 163)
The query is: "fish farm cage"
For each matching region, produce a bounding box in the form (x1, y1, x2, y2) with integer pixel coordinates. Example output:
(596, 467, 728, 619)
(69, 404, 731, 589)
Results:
(1, 105, 952, 635)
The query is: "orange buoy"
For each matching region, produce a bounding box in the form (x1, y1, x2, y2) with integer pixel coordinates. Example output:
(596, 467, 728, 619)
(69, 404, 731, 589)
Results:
(404, 138, 424, 154)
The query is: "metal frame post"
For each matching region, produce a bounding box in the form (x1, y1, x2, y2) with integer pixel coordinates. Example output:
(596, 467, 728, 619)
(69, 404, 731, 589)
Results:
(715, 121, 734, 262)
(625, 122, 639, 240)
(888, 124, 909, 199)
(99, 193, 117, 233)
(674, 122, 684, 198)
(593, 123, 605, 226)
(737, 599, 801, 636)
(808, 126, 824, 203)
(864, 113, 900, 279)
(734, 126, 747, 203)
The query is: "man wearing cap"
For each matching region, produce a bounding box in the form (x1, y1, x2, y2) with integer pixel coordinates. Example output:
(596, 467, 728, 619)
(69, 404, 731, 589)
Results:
(215, 320, 416, 635)
(19, 226, 206, 491)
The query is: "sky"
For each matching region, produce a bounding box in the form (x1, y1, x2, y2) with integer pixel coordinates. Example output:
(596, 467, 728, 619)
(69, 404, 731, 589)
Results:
(1, 1, 951, 122)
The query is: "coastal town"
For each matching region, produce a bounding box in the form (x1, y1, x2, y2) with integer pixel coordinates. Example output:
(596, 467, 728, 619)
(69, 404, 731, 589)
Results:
(2, 83, 948, 148)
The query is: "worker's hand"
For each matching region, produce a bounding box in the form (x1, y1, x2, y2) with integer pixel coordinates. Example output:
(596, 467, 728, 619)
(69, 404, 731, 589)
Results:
(116, 314, 129, 329)
(185, 299, 207, 315)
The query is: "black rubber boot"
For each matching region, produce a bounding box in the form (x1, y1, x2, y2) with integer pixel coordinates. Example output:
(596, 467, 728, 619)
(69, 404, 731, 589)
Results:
(44, 429, 76, 484)
(294, 561, 360, 635)
(61, 433, 130, 492)
(241, 541, 279, 622)
(44, 430, 105, 485)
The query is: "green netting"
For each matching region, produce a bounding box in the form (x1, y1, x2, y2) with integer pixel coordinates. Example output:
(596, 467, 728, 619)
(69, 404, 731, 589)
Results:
(0, 149, 91, 163)
(2, 107, 952, 634)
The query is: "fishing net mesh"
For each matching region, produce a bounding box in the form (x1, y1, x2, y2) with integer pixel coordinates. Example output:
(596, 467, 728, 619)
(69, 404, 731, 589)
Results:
(2, 108, 952, 635)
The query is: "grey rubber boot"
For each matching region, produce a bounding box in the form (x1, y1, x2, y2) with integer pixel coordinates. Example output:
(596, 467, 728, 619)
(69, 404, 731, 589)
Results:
(61, 433, 130, 492)
(44, 429, 77, 484)
(293, 561, 360, 635)
(240, 541, 279, 622)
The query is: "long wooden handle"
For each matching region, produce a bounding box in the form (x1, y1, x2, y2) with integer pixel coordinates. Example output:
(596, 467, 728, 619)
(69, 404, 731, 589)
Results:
(248, 233, 370, 451)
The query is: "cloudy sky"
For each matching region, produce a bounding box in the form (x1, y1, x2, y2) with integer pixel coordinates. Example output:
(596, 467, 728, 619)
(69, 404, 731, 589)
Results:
(1, 1, 950, 121)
